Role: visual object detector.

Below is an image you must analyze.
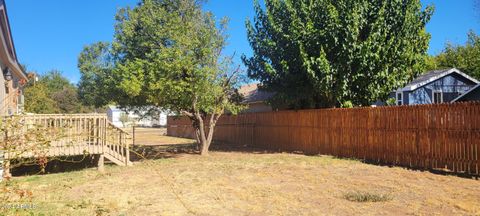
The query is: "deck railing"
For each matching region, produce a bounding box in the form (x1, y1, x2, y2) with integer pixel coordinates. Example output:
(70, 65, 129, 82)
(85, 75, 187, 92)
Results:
(2, 114, 131, 168)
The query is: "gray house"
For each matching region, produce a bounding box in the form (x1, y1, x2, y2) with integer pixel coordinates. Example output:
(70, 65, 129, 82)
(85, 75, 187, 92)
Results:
(452, 83, 480, 102)
(393, 68, 479, 105)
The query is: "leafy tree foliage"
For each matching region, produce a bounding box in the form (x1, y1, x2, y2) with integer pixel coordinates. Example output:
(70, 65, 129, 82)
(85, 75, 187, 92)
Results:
(78, 0, 244, 155)
(78, 42, 114, 108)
(243, 0, 433, 108)
(23, 71, 93, 114)
(428, 31, 480, 79)
(23, 82, 59, 114)
(39, 70, 72, 93)
(51, 87, 91, 113)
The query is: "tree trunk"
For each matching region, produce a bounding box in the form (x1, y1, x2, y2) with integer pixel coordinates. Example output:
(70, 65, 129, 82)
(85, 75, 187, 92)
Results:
(191, 119, 201, 150)
(196, 125, 212, 156)
(200, 140, 210, 155)
(193, 114, 220, 156)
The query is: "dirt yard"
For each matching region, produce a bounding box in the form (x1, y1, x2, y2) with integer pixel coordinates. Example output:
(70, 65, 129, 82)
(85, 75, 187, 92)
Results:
(2, 128, 480, 215)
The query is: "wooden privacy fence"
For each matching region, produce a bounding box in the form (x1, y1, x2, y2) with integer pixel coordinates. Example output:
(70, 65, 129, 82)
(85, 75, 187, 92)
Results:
(168, 102, 480, 175)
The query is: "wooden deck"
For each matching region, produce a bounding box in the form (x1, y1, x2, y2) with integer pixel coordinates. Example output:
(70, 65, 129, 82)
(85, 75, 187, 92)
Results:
(2, 114, 132, 177)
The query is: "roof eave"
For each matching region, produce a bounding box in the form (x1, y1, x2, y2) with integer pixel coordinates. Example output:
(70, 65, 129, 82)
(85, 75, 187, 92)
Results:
(0, 1, 26, 80)
(402, 68, 479, 92)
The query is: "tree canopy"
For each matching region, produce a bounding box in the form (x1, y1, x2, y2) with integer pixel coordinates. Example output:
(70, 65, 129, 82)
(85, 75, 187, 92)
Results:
(78, 42, 114, 108)
(427, 31, 480, 80)
(23, 82, 59, 114)
(78, 0, 244, 155)
(23, 71, 93, 114)
(243, 0, 433, 108)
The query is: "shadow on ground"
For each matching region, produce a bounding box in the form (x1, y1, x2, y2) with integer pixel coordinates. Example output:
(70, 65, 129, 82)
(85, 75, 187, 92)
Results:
(130, 143, 197, 161)
(130, 141, 293, 162)
(11, 155, 101, 176)
(131, 139, 480, 180)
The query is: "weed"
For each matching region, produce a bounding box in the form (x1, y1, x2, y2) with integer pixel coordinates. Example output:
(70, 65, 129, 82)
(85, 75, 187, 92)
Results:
(343, 191, 392, 203)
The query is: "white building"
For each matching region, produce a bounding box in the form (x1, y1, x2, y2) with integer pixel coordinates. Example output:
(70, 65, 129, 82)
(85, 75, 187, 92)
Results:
(107, 106, 168, 128)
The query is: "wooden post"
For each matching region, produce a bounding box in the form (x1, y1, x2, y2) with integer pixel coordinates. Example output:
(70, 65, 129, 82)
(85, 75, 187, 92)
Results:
(132, 125, 136, 147)
(0, 150, 4, 181)
(98, 154, 105, 173)
(2, 130, 11, 179)
(126, 135, 131, 166)
(3, 160, 11, 179)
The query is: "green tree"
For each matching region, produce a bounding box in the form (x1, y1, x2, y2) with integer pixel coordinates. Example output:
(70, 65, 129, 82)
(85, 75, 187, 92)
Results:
(80, 0, 244, 155)
(23, 82, 59, 114)
(39, 70, 72, 93)
(23, 71, 93, 114)
(51, 86, 85, 113)
(78, 42, 113, 108)
(432, 31, 480, 79)
(243, 0, 433, 108)
(423, 55, 439, 71)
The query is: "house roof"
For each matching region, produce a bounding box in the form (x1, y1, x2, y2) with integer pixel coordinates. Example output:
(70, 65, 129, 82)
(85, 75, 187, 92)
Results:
(0, 0, 26, 80)
(451, 83, 480, 103)
(238, 83, 274, 104)
(400, 68, 479, 91)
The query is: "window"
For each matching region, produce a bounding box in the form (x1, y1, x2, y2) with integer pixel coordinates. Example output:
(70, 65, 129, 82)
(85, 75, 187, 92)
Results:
(396, 92, 403, 105)
(432, 91, 443, 104)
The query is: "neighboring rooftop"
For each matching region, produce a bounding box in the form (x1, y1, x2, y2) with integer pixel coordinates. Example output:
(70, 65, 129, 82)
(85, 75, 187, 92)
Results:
(401, 68, 479, 91)
(238, 83, 274, 104)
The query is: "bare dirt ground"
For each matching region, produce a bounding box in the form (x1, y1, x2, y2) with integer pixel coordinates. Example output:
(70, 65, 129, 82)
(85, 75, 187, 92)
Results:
(3, 128, 480, 215)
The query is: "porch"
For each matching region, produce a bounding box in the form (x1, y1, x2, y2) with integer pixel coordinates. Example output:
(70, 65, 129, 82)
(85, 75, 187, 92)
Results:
(1, 114, 132, 177)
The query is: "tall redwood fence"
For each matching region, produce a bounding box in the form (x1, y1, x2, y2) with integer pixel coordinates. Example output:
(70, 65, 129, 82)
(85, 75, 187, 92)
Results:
(168, 102, 480, 175)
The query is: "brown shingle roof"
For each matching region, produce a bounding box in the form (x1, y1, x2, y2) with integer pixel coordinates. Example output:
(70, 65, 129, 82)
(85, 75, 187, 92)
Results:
(238, 83, 274, 104)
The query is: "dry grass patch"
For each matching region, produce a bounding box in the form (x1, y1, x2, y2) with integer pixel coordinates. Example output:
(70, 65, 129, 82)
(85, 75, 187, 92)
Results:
(2, 131, 480, 215)
(129, 127, 193, 146)
(3, 151, 480, 215)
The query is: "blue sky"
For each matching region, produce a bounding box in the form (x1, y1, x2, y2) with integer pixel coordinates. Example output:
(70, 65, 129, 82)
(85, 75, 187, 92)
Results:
(7, 0, 480, 83)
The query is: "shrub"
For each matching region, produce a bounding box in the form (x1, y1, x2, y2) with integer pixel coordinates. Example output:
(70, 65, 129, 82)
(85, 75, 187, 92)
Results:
(386, 98, 397, 106)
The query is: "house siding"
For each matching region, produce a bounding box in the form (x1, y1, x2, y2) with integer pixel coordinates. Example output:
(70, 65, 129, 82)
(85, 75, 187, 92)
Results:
(406, 74, 477, 105)
(454, 85, 480, 102)
(0, 64, 5, 115)
(403, 92, 409, 105)
(461, 90, 480, 101)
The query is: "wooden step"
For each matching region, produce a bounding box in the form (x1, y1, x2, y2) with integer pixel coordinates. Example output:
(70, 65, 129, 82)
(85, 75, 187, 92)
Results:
(104, 152, 132, 167)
